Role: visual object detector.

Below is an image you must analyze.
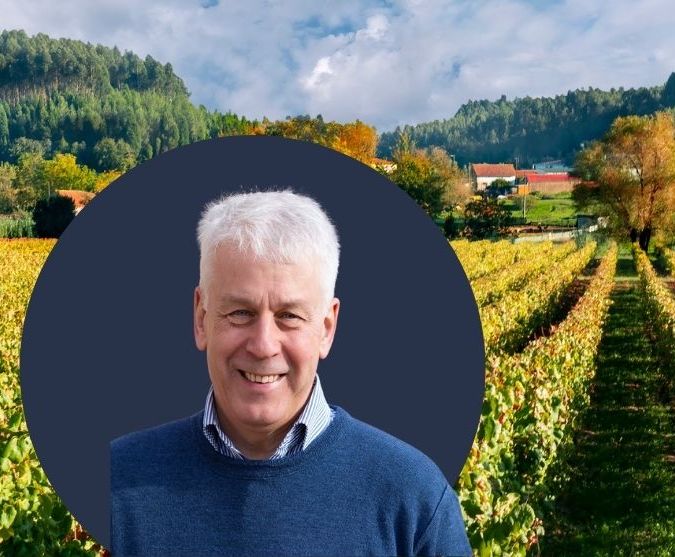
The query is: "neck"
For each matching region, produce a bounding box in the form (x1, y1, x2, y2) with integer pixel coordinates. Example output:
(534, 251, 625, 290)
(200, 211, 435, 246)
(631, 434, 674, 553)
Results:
(215, 408, 299, 460)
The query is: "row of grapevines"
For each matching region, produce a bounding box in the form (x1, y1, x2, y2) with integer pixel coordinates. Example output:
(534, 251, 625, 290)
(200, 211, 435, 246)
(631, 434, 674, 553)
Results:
(659, 246, 675, 275)
(633, 246, 675, 365)
(470, 241, 573, 307)
(480, 241, 597, 354)
(457, 242, 618, 556)
(450, 238, 495, 260)
(452, 240, 526, 281)
(0, 239, 99, 557)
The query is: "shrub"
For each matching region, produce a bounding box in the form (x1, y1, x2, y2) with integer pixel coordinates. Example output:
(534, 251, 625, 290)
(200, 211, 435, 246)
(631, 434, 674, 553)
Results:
(32, 195, 75, 238)
(443, 214, 458, 238)
(0, 216, 34, 238)
(462, 197, 511, 239)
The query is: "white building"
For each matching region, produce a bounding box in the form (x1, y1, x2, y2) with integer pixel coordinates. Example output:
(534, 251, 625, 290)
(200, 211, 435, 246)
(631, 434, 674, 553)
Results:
(471, 163, 517, 191)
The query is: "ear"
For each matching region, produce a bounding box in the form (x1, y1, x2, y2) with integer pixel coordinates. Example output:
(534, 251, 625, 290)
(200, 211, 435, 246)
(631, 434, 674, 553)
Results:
(319, 297, 340, 359)
(194, 286, 207, 351)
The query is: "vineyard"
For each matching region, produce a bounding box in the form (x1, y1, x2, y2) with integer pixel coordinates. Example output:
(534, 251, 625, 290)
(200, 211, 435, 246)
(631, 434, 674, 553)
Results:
(1, 237, 674, 555)
(451, 237, 674, 555)
(0, 240, 107, 557)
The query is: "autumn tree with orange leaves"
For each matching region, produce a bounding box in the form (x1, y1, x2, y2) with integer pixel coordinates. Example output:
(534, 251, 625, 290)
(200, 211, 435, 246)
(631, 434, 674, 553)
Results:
(387, 132, 468, 219)
(263, 115, 377, 163)
(330, 120, 377, 163)
(574, 112, 675, 250)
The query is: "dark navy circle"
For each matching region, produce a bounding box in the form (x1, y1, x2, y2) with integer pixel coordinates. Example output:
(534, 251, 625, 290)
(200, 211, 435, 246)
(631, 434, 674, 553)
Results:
(20, 136, 484, 548)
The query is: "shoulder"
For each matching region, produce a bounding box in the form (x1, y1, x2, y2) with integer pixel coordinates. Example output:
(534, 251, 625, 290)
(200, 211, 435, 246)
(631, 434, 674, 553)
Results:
(333, 408, 471, 555)
(335, 407, 448, 491)
(111, 412, 198, 456)
(111, 412, 200, 486)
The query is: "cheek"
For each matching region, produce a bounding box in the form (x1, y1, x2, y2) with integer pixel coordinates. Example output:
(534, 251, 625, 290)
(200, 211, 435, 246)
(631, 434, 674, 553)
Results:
(207, 330, 244, 361)
(287, 335, 323, 370)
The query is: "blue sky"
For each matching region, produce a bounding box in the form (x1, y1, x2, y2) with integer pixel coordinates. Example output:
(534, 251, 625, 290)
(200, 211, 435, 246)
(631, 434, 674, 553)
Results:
(1, 0, 673, 131)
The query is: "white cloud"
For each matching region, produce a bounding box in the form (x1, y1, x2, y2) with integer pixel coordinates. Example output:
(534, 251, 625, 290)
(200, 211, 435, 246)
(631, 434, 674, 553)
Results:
(302, 57, 334, 91)
(357, 14, 389, 40)
(1, 0, 674, 130)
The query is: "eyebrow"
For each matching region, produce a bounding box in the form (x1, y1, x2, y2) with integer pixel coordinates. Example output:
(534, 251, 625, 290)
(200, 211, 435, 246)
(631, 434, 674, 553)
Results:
(216, 295, 312, 313)
(216, 295, 256, 307)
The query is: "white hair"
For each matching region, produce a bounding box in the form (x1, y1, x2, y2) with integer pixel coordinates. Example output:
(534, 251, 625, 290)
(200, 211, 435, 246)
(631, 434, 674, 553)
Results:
(197, 190, 340, 309)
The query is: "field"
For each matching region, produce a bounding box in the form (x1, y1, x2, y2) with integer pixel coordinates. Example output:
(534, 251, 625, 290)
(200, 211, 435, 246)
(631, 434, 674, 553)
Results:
(0, 216, 35, 239)
(501, 192, 578, 226)
(452, 238, 675, 555)
(446, 192, 580, 232)
(1, 237, 674, 555)
(0, 240, 108, 557)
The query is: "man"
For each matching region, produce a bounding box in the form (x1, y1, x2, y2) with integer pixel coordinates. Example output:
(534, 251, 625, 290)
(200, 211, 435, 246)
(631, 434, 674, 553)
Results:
(111, 190, 472, 556)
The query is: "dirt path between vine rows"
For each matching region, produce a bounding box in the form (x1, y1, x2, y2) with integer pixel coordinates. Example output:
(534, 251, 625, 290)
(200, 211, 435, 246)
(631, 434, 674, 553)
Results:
(539, 251, 675, 556)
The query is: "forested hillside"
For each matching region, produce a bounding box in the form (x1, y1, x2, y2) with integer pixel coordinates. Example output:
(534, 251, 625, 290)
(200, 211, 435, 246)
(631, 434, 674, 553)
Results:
(379, 75, 675, 166)
(0, 30, 253, 170)
(3, 28, 675, 174)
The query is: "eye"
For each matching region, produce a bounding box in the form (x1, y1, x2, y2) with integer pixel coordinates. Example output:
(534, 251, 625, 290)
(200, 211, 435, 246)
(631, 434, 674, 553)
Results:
(277, 311, 304, 324)
(278, 312, 299, 320)
(226, 309, 254, 325)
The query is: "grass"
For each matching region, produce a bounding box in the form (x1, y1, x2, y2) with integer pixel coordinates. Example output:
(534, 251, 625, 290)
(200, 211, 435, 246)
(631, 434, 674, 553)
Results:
(502, 193, 578, 226)
(442, 192, 578, 231)
(539, 248, 675, 556)
(0, 215, 35, 238)
(614, 244, 639, 278)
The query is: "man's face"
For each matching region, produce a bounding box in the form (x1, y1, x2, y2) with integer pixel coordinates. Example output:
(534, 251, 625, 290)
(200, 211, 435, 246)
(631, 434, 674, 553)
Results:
(194, 244, 339, 435)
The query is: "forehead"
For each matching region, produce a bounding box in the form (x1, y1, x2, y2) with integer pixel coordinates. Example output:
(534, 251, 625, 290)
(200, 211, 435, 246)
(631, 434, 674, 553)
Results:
(206, 244, 321, 295)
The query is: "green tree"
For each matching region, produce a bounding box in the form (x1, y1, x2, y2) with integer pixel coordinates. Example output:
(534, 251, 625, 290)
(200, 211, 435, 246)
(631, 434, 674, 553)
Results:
(426, 147, 470, 207)
(378, 76, 668, 167)
(13, 152, 47, 210)
(486, 178, 512, 197)
(573, 112, 675, 250)
(662, 72, 675, 108)
(9, 137, 50, 161)
(93, 138, 136, 171)
(264, 114, 340, 146)
(388, 150, 445, 217)
(387, 135, 465, 219)
(0, 104, 9, 150)
(42, 153, 98, 192)
(0, 162, 17, 213)
(12, 153, 99, 210)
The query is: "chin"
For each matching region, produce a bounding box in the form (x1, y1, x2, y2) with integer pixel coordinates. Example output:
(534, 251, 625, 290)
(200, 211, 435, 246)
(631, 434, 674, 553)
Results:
(238, 404, 288, 429)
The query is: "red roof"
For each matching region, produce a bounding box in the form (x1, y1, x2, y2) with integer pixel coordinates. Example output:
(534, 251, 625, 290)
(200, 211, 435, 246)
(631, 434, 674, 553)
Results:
(526, 173, 574, 183)
(56, 189, 95, 208)
(371, 157, 393, 165)
(515, 169, 538, 178)
(472, 163, 516, 177)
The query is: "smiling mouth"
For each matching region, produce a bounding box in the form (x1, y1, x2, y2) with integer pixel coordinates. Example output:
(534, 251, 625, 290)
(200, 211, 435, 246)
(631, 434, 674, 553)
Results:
(239, 370, 285, 384)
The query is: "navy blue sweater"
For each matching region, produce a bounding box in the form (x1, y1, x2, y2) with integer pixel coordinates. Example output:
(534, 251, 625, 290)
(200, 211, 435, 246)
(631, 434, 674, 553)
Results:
(111, 406, 472, 556)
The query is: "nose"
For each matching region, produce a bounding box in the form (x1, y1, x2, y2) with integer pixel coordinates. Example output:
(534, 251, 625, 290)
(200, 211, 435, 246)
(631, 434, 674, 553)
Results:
(245, 313, 281, 359)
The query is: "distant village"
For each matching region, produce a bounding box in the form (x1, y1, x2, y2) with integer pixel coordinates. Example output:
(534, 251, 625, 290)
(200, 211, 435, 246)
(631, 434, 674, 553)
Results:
(372, 157, 579, 196)
(469, 160, 578, 195)
(57, 158, 578, 216)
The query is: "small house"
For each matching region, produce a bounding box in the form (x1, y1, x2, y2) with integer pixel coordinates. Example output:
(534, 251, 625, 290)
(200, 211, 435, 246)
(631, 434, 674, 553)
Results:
(471, 163, 516, 191)
(56, 190, 95, 215)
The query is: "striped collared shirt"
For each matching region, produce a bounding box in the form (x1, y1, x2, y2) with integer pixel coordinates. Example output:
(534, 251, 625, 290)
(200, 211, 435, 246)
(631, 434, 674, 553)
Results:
(202, 374, 333, 459)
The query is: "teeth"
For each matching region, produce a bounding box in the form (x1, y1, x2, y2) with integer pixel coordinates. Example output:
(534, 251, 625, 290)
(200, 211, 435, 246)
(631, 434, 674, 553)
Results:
(244, 371, 282, 384)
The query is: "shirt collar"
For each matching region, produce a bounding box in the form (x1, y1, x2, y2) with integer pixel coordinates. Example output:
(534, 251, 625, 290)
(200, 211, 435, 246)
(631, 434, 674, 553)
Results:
(292, 374, 332, 451)
(202, 374, 332, 459)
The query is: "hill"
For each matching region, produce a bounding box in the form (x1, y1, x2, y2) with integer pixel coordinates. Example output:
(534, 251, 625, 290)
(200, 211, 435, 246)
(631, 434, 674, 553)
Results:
(3, 29, 674, 172)
(378, 75, 675, 166)
(0, 30, 252, 170)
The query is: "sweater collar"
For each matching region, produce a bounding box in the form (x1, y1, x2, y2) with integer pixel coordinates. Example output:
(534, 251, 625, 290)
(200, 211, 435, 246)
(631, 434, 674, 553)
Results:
(202, 374, 332, 459)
